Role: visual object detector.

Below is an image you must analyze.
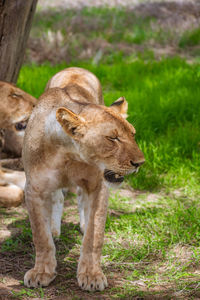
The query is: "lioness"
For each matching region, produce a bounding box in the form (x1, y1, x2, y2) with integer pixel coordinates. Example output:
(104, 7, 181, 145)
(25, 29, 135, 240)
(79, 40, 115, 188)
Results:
(0, 81, 36, 207)
(23, 67, 145, 291)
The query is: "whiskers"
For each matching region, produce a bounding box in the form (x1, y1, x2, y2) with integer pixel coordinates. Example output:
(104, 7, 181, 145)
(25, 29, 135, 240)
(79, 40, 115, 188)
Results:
(129, 114, 143, 130)
(104, 169, 115, 176)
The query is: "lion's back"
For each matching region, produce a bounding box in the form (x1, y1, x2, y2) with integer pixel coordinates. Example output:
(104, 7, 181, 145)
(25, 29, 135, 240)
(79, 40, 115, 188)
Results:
(45, 67, 104, 105)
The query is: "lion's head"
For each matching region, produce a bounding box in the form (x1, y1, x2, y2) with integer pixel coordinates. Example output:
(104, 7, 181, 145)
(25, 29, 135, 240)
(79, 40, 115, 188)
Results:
(56, 97, 145, 185)
(0, 82, 36, 156)
(0, 81, 36, 128)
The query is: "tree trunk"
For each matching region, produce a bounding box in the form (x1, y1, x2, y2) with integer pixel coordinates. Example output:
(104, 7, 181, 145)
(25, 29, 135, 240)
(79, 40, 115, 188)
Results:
(0, 0, 38, 83)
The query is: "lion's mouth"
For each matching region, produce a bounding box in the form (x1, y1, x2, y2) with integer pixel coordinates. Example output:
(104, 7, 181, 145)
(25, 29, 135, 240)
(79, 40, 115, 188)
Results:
(103, 169, 124, 183)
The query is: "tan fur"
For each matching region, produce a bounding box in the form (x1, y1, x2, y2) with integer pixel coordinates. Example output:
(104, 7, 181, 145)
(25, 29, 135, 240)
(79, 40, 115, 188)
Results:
(23, 67, 145, 291)
(0, 82, 36, 208)
(0, 82, 36, 157)
(0, 81, 36, 129)
(0, 168, 25, 207)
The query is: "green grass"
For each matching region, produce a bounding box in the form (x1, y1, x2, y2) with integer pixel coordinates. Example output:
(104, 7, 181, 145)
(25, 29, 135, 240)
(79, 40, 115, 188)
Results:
(102, 189, 200, 298)
(105, 195, 200, 261)
(179, 27, 200, 48)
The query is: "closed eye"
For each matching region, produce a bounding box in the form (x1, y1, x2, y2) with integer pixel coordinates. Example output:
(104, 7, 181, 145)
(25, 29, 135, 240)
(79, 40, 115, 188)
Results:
(12, 93, 23, 98)
(106, 136, 120, 142)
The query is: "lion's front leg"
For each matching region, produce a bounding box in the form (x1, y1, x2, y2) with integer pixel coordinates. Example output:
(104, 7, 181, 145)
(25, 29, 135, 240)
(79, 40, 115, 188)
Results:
(51, 189, 64, 238)
(77, 180, 109, 291)
(24, 186, 57, 288)
(77, 186, 90, 234)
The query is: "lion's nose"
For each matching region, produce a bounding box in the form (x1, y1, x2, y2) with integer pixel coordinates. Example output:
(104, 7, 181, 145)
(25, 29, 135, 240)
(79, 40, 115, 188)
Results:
(130, 160, 145, 168)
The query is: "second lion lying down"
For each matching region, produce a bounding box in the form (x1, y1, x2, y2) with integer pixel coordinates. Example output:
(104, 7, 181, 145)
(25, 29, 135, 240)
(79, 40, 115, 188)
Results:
(23, 67, 145, 291)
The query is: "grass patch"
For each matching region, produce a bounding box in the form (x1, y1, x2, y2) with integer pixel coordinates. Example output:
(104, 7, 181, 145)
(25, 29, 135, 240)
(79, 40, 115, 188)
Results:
(179, 27, 200, 48)
(105, 195, 200, 262)
(102, 190, 200, 298)
(2, 192, 200, 298)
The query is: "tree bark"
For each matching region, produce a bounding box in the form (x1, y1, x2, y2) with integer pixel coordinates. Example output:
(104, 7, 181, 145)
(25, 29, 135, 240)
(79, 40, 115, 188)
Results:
(0, 0, 38, 83)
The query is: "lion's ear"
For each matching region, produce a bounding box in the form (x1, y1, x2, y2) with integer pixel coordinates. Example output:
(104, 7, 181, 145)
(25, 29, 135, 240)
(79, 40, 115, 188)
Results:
(56, 107, 86, 140)
(110, 97, 128, 119)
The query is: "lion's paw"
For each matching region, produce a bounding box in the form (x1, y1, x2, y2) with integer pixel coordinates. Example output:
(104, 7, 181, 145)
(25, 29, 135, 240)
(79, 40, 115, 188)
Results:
(77, 271, 108, 291)
(24, 268, 56, 288)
